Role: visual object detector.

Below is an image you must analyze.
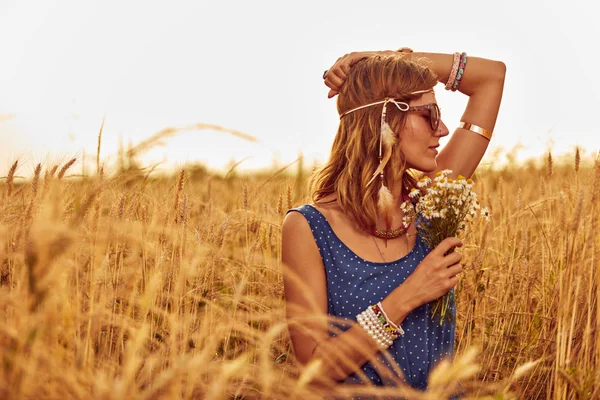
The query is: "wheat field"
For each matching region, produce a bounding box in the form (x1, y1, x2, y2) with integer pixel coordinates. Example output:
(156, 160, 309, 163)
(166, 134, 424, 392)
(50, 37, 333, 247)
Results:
(0, 144, 598, 399)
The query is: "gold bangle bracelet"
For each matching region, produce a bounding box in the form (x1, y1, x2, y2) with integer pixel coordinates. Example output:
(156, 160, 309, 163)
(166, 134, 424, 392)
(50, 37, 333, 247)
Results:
(458, 121, 492, 141)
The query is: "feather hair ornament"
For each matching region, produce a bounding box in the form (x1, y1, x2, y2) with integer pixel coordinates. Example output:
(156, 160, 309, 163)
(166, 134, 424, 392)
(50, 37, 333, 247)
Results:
(377, 180, 394, 247)
(369, 99, 398, 246)
(366, 100, 397, 188)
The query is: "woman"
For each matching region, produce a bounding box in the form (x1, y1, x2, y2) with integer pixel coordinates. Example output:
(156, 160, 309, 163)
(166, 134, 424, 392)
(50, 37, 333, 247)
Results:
(281, 49, 506, 395)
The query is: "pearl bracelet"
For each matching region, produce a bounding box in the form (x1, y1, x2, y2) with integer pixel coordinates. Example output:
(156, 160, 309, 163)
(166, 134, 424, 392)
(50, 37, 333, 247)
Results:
(356, 303, 403, 349)
(357, 309, 392, 349)
(359, 308, 393, 349)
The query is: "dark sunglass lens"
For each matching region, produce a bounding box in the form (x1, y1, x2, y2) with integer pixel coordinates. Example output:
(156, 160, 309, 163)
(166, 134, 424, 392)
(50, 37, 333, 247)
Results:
(430, 105, 439, 131)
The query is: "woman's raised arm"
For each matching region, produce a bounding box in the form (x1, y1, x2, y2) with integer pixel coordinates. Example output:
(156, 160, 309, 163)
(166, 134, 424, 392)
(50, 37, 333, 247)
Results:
(409, 51, 506, 180)
(323, 50, 506, 180)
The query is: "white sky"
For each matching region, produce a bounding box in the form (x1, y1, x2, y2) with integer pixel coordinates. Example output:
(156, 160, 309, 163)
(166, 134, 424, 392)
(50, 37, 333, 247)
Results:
(1, 0, 599, 177)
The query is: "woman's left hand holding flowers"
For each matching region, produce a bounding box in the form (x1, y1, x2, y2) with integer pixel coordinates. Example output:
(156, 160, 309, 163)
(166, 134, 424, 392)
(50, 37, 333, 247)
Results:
(323, 50, 398, 98)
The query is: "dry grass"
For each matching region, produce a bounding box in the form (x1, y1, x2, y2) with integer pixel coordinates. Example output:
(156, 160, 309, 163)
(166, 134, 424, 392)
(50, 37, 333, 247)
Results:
(0, 146, 599, 399)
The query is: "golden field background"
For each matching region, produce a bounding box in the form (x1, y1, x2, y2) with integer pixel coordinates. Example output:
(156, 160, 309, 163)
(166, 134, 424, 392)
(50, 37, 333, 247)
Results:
(0, 138, 599, 399)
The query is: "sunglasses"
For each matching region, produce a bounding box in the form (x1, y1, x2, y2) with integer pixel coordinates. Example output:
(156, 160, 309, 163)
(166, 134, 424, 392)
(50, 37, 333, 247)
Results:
(339, 91, 441, 132)
(405, 103, 441, 131)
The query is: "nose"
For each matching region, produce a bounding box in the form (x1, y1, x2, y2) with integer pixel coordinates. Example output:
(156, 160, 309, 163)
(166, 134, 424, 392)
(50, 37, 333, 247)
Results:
(435, 120, 450, 137)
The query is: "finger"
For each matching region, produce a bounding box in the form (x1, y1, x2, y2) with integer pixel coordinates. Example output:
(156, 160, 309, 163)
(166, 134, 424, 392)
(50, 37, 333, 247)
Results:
(327, 89, 338, 99)
(446, 263, 463, 278)
(442, 252, 462, 268)
(327, 70, 347, 89)
(448, 275, 459, 288)
(323, 73, 340, 89)
(332, 66, 347, 80)
(325, 74, 344, 89)
(323, 80, 340, 94)
(435, 237, 463, 256)
(340, 63, 350, 76)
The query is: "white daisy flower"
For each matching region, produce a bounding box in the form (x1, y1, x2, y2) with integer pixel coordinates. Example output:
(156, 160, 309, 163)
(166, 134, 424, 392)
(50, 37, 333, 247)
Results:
(481, 207, 491, 221)
(417, 177, 432, 188)
(400, 200, 414, 213)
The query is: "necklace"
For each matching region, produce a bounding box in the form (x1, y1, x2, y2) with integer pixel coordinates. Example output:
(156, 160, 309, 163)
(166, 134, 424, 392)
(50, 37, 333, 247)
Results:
(371, 189, 414, 239)
(372, 223, 411, 239)
(371, 235, 387, 262)
(371, 235, 410, 263)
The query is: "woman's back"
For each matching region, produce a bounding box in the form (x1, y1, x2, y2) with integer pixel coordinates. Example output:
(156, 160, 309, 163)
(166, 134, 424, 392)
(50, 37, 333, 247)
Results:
(285, 203, 456, 390)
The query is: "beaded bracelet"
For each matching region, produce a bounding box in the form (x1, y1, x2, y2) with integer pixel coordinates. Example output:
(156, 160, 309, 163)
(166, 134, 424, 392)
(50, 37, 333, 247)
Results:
(357, 307, 395, 349)
(356, 303, 404, 349)
(357, 312, 391, 349)
(451, 52, 467, 92)
(445, 52, 461, 91)
(375, 302, 405, 336)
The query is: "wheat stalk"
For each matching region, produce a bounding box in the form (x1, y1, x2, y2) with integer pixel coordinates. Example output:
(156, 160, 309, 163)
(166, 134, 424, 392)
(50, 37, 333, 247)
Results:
(276, 191, 283, 216)
(1, 152, 598, 399)
(286, 184, 293, 210)
(173, 169, 186, 224)
(57, 158, 77, 180)
(6, 159, 18, 197)
(97, 115, 105, 176)
(547, 150, 553, 178)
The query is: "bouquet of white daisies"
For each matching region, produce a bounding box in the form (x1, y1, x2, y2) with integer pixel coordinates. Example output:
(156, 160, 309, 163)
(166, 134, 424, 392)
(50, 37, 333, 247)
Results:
(401, 169, 490, 324)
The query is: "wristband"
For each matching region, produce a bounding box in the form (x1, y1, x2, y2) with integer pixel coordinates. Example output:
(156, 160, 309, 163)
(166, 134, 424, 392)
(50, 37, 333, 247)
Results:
(445, 52, 461, 91)
(452, 52, 467, 92)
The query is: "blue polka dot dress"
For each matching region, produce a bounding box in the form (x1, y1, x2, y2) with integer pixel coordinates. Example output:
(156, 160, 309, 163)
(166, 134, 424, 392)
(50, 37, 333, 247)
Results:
(285, 204, 456, 393)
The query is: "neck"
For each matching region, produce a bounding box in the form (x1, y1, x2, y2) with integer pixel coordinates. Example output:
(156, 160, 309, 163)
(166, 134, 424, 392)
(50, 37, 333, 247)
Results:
(374, 180, 408, 229)
(386, 180, 407, 209)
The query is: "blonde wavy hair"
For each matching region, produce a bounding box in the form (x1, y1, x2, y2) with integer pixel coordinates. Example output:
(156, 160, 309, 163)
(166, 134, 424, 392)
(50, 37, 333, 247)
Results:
(307, 53, 439, 233)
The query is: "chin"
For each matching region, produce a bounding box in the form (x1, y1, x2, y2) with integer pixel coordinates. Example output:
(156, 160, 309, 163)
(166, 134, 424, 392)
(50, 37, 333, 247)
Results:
(407, 160, 437, 173)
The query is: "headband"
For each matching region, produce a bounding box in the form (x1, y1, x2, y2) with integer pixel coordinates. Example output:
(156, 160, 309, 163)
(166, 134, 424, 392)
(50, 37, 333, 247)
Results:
(339, 88, 432, 119)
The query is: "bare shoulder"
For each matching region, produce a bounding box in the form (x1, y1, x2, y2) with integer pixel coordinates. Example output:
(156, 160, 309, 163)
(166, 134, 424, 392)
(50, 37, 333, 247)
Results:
(281, 209, 326, 293)
(281, 210, 320, 263)
(282, 208, 312, 237)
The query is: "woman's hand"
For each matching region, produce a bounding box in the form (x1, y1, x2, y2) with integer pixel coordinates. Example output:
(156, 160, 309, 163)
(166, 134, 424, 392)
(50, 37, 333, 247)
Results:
(402, 237, 463, 307)
(323, 50, 398, 99)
